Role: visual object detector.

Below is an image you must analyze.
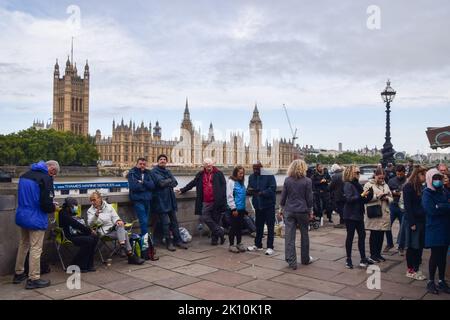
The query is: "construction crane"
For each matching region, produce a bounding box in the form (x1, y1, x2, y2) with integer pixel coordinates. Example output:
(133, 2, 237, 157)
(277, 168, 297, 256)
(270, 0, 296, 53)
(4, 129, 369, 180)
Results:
(282, 104, 298, 144)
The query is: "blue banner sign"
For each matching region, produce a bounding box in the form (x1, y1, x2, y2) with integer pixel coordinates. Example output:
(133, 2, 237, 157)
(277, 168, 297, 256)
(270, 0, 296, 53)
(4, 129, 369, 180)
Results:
(54, 182, 129, 190)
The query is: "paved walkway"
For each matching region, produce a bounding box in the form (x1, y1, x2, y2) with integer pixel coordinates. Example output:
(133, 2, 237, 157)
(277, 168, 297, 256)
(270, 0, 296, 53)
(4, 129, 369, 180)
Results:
(1, 220, 449, 300)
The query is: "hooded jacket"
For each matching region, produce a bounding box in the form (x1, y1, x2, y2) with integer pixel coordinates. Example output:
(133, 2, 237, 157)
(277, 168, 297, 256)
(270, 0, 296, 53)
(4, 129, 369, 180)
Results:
(180, 167, 227, 215)
(15, 161, 55, 230)
(422, 168, 450, 248)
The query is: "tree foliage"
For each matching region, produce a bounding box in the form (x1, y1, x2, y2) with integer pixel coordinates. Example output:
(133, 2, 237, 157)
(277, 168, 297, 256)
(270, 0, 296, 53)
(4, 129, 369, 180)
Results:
(0, 128, 99, 166)
(304, 152, 381, 165)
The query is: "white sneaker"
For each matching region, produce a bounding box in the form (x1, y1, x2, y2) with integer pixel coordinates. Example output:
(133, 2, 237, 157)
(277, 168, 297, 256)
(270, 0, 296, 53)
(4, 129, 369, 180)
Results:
(265, 248, 274, 255)
(303, 256, 317, 265)
(247, 245, 263, 252)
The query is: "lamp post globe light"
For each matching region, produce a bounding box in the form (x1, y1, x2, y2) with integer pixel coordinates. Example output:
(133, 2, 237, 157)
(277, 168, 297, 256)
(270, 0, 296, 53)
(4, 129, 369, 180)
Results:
(380, 80, 397, 168)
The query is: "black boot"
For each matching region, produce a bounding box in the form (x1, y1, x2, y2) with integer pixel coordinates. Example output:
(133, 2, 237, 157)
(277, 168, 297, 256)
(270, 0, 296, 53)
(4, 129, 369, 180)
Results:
(128, 254, 145, 265)
(26, 279, 50, 290)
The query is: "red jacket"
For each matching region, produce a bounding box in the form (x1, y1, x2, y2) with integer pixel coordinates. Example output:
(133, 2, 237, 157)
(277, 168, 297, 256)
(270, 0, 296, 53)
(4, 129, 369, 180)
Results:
(203, 167, 219, 203)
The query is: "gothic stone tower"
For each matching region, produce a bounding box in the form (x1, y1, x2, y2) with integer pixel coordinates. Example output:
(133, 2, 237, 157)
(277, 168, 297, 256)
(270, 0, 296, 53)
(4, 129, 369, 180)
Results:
(249, 103, 263, 164)
(53, 53, 90, 136)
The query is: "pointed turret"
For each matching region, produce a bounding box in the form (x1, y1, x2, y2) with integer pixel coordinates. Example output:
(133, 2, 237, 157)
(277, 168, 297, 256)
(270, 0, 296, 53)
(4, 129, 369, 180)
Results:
(208, 122, 215, 142)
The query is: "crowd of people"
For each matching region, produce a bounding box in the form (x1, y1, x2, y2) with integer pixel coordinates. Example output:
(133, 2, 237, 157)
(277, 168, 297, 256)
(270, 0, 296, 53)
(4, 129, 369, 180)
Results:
(10, 156, 450, 296)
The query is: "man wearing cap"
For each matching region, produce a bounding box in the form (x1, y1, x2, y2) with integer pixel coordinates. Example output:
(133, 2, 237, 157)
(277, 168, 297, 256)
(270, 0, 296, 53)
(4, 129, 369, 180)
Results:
(247, 161, 277, 255)
(178, 158, 227, 245)
(151, 154, 188, 251)
(13, 160, 59, 289)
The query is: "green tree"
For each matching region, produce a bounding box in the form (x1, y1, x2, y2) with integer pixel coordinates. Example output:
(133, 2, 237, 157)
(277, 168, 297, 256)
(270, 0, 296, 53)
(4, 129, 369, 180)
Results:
(0, 128, 99, 166)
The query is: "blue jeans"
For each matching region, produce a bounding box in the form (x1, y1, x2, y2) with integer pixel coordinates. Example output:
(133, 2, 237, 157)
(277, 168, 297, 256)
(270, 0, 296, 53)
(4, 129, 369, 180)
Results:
(159, 211, 183, 245)
(133, 201, 150, 237)
(386, 203, 405, 248)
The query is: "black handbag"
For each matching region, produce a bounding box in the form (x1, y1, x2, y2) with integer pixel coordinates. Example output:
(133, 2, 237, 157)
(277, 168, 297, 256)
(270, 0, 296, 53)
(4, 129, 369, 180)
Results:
(366, 204, 383, 218)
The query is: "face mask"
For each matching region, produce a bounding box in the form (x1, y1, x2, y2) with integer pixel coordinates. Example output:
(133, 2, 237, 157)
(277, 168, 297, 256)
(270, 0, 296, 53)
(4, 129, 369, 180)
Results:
(432, 180, 443, 189)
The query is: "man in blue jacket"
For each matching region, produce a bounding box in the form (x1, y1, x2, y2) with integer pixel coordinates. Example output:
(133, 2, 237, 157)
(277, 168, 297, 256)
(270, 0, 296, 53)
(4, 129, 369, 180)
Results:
(13, 160, 59, 289)
(247, 161, 277, 255)
(151, 154, 188, 251)
(127, 157, 158, 260)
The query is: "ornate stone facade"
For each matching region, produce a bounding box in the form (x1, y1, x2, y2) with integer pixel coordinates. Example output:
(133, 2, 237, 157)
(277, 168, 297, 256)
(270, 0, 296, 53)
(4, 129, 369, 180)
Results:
(95, 99, 300, 168)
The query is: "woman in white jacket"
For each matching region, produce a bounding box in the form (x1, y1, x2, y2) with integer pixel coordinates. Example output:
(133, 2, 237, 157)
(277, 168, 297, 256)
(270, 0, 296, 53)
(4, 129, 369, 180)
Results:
(226, 166, 247, 253)
(87, 191, 144, 265)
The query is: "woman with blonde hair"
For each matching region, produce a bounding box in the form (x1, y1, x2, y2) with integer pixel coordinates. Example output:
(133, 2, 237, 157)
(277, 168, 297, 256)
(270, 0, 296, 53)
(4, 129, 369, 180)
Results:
(343, 165, 374, 269)
(87, 191, 145, 265)
(279, 159, 316, 269)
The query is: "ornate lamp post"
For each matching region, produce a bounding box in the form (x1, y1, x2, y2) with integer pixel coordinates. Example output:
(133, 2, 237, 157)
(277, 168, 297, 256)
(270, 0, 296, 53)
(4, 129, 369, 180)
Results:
(380, 80, 397, 168)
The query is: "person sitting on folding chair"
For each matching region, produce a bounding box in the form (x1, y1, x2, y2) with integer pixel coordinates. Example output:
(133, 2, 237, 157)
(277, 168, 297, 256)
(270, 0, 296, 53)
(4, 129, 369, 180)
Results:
(87, 191, 144, 265)
(59, 197, 98, 273)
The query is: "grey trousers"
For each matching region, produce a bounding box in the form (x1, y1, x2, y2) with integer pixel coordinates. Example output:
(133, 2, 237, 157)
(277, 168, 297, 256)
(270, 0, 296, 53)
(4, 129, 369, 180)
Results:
(200, 202, 224, 239)
(284, 211, 310, 266)
(107, 226, 132, 252)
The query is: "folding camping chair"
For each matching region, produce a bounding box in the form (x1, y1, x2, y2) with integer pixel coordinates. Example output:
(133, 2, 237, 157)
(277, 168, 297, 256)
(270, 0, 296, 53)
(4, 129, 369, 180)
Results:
(51, 204, 82, 271)
(93, 203, 138, 263)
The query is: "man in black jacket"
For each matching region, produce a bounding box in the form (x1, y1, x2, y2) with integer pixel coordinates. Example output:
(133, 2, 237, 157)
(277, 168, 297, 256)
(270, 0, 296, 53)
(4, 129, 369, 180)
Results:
(330, 164, 345, 228)
(312, 164, 332, 223)
(151, 154, 187, 251)
(247, 162, 277, 255)
(178, 158, 227, 245)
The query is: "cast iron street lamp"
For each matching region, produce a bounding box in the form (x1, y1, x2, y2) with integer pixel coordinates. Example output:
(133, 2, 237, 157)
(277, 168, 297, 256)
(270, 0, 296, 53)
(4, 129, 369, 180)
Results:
(380, 80, 397, 168)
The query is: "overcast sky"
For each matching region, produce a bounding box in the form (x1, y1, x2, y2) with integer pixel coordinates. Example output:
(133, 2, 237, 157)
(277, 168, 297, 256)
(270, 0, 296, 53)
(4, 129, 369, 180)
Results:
(0, 0, 449, 154)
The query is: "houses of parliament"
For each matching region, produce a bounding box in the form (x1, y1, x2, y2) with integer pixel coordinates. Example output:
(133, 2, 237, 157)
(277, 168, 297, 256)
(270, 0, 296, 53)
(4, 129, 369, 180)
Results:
(45, 54, 300, 168)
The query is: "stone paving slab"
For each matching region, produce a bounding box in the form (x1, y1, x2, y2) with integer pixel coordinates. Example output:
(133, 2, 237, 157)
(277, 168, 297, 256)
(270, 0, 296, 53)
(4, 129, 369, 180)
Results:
(328, 271, 369, 287)
(2, 224, 448, 301)
(172, 263, 218, 277)
(35, 282, 101, 300)
(162, 249, 213, 261)
(199, 270, 254, 287)
(100, 277, 153, 294)
(126, 285, 198, 300)
(0, 282, 47, 300)
(297, 291, 348, 300)
(66, 289, 131, 300)
(127, 266, 182, 282)
(244, 256, 290, 271)
(196, 255, 252, 271)
(237, 265, 284, 280)
(334, 286, 381, 300)
(148, 255, 192, 269)
(285, 264, 342, 281)
(176, 280, 266, 300)
(153, 275, 202, 289)
(237, 279, 307, 299)
(271, 273, 346, 295)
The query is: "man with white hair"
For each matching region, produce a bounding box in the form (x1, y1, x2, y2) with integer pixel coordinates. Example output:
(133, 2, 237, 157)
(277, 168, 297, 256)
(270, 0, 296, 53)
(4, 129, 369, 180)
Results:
(13, 160, 59, 289)
(178, 158, 227, 245)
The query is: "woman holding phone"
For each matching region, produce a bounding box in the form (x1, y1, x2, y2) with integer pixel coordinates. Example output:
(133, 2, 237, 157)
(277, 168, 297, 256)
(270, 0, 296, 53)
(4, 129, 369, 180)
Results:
(343, 165, 374, 269)
(363, 168, 393, 263)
